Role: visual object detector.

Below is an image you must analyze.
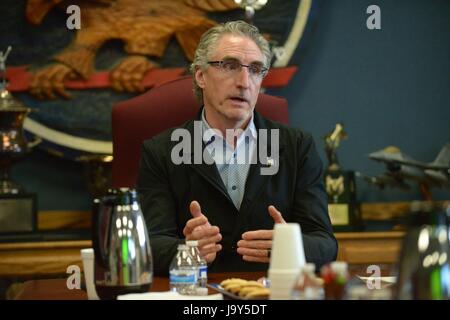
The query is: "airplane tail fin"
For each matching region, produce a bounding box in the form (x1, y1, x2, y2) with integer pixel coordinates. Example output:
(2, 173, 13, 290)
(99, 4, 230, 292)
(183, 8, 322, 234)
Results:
(431, 143, 450, 166)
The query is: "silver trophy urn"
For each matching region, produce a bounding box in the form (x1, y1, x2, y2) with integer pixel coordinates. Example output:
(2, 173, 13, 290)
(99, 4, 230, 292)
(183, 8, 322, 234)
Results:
(0, 46, 40, 194)
(0, 46, 40, 234)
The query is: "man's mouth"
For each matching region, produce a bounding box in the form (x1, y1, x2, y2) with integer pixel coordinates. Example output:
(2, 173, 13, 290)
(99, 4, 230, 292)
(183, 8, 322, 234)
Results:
(229, 96, 248, 104)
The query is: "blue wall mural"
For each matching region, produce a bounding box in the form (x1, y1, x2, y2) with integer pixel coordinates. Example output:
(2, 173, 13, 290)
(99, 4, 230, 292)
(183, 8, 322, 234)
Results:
(5, 0, 450, 211)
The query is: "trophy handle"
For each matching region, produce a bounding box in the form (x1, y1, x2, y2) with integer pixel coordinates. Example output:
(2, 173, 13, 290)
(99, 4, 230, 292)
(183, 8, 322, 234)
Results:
(28, 136, 42, 149)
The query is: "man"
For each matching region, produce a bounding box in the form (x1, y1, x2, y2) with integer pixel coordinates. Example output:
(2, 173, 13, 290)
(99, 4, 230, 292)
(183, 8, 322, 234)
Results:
(137, 20, 337, 275)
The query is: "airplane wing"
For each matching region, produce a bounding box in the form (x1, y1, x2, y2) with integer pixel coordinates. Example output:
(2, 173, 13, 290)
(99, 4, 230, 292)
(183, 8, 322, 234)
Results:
(355, 171, 411, 191)
(369, 145, 450, 171)
(395, 159, 450, 171)
(424, 169, 450, 187)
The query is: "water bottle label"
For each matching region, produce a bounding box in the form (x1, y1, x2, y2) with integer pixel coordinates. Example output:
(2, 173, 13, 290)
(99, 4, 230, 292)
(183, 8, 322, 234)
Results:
(170, 270, 197, 283)
(199, 266, 207, 279)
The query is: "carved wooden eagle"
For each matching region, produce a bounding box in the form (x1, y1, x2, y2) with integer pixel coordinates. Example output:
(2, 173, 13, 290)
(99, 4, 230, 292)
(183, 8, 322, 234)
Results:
(25, 0, 239, 99)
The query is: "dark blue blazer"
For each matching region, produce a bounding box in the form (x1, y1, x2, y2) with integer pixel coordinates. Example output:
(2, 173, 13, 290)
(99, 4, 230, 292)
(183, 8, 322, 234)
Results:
(137, 111, 338, 275)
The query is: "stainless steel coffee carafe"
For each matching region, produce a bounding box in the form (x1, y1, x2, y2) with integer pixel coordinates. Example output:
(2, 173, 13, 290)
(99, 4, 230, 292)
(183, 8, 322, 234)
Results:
(92, 188, 153, 299)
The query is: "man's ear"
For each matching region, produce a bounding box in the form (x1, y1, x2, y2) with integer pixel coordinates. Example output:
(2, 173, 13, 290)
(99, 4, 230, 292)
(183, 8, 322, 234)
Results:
(195, 67, 206, 89)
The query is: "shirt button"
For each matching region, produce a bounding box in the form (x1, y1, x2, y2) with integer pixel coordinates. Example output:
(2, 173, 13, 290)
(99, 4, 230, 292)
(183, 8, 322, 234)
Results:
(231, 185, 237, 191)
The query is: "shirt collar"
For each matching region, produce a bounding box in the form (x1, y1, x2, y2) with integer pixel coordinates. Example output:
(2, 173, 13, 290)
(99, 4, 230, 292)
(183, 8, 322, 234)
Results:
(201, 108, 257, 145)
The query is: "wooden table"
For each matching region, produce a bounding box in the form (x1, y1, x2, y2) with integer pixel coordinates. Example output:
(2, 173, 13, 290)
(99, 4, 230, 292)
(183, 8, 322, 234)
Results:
(15, 272, 266, 300)
(14, 265, 394, 300)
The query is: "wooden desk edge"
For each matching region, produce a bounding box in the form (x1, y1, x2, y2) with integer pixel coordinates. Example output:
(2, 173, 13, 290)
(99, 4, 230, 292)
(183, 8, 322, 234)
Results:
(0, 231, 405, 251)
(0, 231, 404, 251)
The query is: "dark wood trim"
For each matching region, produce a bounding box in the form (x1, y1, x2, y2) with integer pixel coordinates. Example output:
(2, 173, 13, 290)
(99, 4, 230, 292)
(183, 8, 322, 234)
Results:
(38, 211, 91, 230)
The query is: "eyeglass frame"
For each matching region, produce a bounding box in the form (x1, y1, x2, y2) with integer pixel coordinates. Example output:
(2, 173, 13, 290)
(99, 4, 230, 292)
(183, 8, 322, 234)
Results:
(207, 58, 269, 79)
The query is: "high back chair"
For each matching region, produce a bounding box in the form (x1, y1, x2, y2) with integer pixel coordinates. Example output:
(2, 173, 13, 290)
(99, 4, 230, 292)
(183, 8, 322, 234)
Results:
(111, 76, 289, 187)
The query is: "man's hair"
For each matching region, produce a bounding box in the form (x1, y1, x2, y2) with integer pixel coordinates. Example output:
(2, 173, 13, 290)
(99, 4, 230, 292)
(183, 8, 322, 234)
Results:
(190, 20, 272, 104)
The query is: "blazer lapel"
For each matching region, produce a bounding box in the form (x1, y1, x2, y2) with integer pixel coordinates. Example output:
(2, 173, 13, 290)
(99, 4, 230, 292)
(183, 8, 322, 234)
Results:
(239, 113, 286, 215)
(231, 113, 286, 241)
(188, 162, 232, 202)
(184, 119, 233, 203)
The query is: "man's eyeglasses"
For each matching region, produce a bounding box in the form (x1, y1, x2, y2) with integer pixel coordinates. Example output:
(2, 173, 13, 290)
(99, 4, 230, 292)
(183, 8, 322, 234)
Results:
(207, 59, 268, 79)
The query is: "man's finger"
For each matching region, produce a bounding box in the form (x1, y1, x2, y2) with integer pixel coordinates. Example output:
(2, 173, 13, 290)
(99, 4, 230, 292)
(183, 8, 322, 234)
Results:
(197, 233, 222, 248)
(238, 247, 272, 263)
(237, 247, 269, 258)
(200, 243, 222, 257)
(190, 226, 220, 241)
(182, 216, 209, 236)
(190, 201, 202, 218)
(241, 230, 273, 240)
(237, 239, 271, 250)
(242, 255, 270, 263)
(268, 205, 286, 224)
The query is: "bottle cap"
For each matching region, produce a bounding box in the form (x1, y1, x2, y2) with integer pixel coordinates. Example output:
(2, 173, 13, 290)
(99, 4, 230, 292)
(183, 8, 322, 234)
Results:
(330, 261, 348, 274)
(186, 240, 199, 246)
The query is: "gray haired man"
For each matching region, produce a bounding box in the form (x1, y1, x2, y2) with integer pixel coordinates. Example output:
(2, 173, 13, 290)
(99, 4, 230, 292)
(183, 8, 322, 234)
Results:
(137, 21, 337, 274)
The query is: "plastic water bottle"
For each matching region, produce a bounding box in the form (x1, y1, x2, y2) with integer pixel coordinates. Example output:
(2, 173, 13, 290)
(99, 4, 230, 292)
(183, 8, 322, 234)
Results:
(169, 244, 198, 295)
(186, 240, 208, 288)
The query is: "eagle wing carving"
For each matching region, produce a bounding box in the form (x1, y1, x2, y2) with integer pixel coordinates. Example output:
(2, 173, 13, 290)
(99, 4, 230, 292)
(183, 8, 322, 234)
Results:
(26, 0, 240, 99)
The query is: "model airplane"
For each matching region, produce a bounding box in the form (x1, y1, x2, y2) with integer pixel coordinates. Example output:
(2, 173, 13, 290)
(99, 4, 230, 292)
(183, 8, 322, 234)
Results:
(357, 144, 450, 199)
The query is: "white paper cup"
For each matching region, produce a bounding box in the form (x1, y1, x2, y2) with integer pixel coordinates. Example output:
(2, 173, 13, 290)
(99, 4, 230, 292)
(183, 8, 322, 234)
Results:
(269, 223, 305, 270)
(268, 223, 305, 300)
(80, 248, 99, 300)
(268, 269, 300, 299)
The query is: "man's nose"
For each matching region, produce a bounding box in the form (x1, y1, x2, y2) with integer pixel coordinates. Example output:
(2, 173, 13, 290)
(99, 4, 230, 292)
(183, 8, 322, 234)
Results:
(235, 66, 250, 89)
